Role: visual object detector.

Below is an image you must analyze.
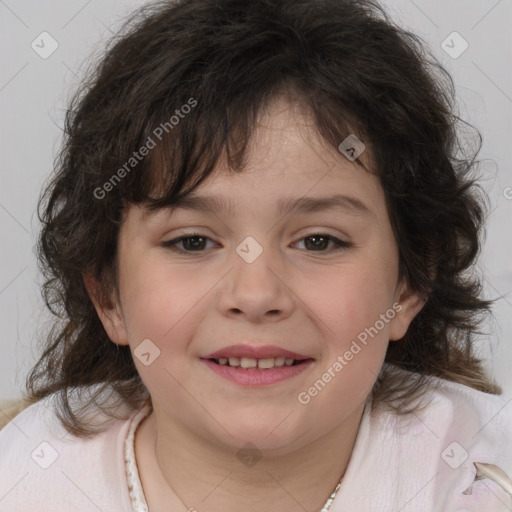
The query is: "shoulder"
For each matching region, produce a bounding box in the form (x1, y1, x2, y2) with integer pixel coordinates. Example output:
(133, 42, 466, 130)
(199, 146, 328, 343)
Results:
(373, 365, 512, 445)
(390, 368, 512, 509)
(413, 371, 512, 438)
(334, 365, 512, 511)
(404, 373, 512, 509)
(416, 372, 512, 466)
(0, 387, 142, 512)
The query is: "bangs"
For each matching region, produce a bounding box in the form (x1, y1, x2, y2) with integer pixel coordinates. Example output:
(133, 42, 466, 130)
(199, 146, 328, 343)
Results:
(112, 80, 371, 215)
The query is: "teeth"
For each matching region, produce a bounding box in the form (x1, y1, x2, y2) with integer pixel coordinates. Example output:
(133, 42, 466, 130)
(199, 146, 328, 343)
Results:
(240, 357, 257, 368)
(257, 358, 275, 369)
(215, 356, 300, 369)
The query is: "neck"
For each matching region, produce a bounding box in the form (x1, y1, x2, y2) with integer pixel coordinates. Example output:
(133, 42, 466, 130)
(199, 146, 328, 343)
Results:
(135, 401, 366, 512)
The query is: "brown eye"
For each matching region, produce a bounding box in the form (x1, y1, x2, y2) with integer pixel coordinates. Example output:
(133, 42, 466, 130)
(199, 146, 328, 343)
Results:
(161, 232, 352, 254)
(295, 234, 351, 252)
(162, 234, 215, 252)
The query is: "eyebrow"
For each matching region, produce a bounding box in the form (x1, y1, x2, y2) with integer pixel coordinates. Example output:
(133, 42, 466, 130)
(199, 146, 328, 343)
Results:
(147, 193, 374, 219)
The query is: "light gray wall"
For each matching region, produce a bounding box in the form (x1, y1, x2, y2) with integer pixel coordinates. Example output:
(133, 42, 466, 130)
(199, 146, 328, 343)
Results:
(1, 0, 511, 400)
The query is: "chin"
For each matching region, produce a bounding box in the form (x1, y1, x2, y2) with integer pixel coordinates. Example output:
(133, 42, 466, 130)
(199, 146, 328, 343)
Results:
(214, 416, 309, 454)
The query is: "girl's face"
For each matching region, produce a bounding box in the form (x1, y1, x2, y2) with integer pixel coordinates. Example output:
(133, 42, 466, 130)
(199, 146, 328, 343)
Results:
(88, 97, 424, 453)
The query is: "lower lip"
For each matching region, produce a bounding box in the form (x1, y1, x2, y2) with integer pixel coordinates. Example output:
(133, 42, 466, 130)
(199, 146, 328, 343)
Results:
(202, 359, 315, 386)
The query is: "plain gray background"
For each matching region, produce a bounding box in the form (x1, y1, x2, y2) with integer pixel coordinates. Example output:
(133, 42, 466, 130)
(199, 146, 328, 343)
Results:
(0, 0, 511, 401)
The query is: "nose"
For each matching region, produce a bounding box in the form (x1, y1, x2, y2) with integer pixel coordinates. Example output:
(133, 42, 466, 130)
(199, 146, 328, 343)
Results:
(216, 241, 295, 323)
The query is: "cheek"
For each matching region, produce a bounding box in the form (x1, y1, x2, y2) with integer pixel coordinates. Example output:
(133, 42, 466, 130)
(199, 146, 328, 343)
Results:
(313, 262, 397, 338)
(119, 254, 197, 337)
(118, 259, 207, 376)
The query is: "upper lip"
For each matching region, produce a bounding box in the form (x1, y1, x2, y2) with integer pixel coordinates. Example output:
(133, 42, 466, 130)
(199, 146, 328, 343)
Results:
(202, 344, 313, 361)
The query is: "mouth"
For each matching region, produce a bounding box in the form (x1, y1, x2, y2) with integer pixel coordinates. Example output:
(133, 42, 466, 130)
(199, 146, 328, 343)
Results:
(206, 356, 313, 369)
(202, 343, 313, 364)
(200, 344, 315, 386)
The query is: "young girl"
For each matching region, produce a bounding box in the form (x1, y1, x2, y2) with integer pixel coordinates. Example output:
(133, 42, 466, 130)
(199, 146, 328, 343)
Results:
(1, 0, 511, 510)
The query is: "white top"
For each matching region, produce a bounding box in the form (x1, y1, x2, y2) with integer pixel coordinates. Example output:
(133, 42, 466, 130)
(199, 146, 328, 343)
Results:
(124, 405, 152, 511)
(1, 366, 512, 511)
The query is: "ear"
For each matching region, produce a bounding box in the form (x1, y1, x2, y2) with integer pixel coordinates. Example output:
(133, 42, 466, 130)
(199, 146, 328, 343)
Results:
(388, 278, 427, 341)
(83, 273, 129, 346)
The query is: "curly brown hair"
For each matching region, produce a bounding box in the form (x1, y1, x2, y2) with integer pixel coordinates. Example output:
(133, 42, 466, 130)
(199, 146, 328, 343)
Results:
(25, 0, 502, 437)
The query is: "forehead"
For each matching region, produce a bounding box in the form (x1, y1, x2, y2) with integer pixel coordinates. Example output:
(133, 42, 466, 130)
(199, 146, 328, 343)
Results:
(139, 96, 384, 223)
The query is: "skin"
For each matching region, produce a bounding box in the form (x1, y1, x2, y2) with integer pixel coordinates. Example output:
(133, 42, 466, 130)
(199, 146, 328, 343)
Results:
(85, 96, 425, 512)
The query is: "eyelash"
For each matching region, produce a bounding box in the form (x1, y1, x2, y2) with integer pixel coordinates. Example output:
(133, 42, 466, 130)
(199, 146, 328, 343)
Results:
(161, 232, 352, 254)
